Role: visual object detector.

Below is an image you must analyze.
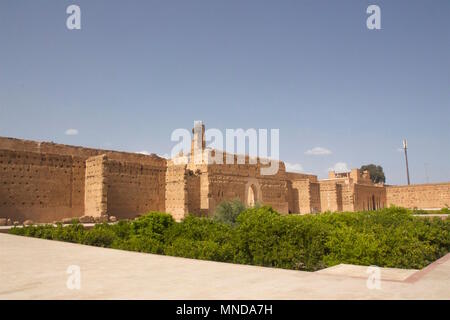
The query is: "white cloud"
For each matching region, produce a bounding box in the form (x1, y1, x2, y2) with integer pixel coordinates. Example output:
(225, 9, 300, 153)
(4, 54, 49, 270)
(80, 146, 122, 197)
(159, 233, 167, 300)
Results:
(285, 162, 304, 173)
(65, 128, 79, 136)
(305, 147, 332, 156)
(329, 162, 349, 173)
(137, 151, 170, 159)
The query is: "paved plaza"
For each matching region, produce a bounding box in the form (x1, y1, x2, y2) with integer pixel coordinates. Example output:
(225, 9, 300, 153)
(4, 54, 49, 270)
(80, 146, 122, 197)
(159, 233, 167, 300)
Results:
(1, 233, 449, 299)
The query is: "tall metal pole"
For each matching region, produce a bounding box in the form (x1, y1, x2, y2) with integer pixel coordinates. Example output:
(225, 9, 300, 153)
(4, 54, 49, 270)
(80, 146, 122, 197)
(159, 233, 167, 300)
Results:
(403, 139, 410, 185)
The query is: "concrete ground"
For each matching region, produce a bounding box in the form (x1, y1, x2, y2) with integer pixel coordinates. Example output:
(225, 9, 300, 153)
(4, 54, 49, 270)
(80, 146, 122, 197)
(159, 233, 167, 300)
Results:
(0, 233, 449, 299)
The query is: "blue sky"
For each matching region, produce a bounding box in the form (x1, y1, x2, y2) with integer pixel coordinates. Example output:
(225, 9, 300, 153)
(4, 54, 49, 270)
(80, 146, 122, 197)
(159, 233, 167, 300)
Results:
(0, 0, 449, 184)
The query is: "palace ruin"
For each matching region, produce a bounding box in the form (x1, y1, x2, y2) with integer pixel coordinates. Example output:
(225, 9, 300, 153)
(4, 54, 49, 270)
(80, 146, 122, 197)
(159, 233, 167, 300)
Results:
(1, 122, 449, 223)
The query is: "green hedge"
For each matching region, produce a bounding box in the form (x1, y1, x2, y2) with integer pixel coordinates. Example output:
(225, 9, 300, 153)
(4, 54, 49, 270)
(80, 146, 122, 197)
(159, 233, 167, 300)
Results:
(9, 207, 450, 271)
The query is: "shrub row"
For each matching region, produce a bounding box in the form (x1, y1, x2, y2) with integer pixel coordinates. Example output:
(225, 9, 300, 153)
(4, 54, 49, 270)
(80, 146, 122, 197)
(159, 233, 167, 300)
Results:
(9, 206, 450, 271)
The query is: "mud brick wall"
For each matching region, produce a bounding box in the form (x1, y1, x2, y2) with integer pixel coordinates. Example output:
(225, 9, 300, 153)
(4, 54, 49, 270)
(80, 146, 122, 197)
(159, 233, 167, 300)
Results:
(288, 179, 322, 214)
(5, 135, 450, 220)
(336, 184, 343, 211)
(339, 181, 355, 212)
(165, 163, 188, 221)
(353, 184, 386, 211)
(0, 137, 163, 164)
(297, 180, 310, 214)
(319, 181, 342, 212)
(186, 163, 210, 216)
(103, 157, 166, 219)
(186, 171, 201, 215)
(287, 179, 309, 214)
(286, 171, 321, 213)
(285, 172, 318, 183)
(286, 180, 299, 214)
(84, 155, 107, 217)
(309, 182, 321, 213)
(207, 173, 248, 214)
(386, 183, 450, 209)
(258, 179, 289, 213)
(71, 157, 86, 215)
(0, 149, 85, 222)
(206, 163, 289, 214)
(0, 137, 167, 222)
(199, 171, 210, 215)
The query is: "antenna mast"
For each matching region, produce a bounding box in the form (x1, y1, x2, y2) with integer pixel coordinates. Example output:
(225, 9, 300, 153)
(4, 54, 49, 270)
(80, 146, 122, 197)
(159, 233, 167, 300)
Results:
(403, 139, 410, 185)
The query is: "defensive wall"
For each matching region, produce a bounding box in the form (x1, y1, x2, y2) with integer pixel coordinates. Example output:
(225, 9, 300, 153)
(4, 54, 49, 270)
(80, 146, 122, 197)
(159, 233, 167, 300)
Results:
(1, 130, 450, 223)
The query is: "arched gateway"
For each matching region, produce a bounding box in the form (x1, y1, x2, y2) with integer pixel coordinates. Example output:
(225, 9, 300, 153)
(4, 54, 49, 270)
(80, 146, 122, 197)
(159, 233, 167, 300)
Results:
(247, 184, 257, 207)
(245, 180, 260, 207)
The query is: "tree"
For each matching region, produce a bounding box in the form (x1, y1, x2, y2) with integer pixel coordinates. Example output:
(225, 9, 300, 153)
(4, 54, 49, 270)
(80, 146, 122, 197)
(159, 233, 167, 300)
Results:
(212, 199, 246, 225)
(360, 164, 386, 184)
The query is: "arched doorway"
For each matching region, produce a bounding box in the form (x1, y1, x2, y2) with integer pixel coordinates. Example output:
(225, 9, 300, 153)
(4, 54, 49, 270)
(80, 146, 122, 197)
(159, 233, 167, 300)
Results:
(247, 184, 257, 207)
(244, 180, 261, 208)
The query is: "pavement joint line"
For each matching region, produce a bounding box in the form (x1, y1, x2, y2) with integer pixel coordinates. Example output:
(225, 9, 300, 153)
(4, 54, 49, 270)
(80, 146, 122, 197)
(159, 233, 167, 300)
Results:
(404, 253, 450, 283)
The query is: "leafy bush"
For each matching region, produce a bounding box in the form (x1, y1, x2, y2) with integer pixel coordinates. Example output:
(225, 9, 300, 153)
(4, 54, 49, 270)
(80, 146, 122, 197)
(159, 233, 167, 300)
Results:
(233, 206, 329, 270)
(9, 223, 86, 243)
(318, 208, 450, 269)
(129, 212, 175, 238)
(8, 208, 450, 271)
(111, 212, 174, 254)
(113, 235, 165, 254)
(82, 224, 116, 247)
(164, 215, 235, 261)
(165, 238, 234, 262)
